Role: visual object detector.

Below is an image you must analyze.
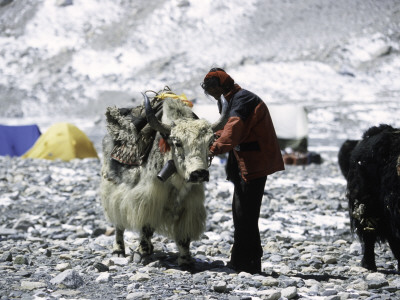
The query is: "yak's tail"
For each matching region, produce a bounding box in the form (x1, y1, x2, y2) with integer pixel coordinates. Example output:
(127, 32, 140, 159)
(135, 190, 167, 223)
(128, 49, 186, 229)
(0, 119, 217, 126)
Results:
(338, 139, 359, 180)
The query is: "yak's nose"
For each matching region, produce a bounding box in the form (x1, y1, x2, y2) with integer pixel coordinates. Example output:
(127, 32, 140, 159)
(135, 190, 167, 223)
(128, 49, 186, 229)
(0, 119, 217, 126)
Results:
(188, 169, 209, 182)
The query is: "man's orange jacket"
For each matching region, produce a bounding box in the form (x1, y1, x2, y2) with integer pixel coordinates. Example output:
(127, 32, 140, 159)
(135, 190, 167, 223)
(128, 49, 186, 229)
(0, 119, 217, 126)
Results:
(210, 88, 284, 181)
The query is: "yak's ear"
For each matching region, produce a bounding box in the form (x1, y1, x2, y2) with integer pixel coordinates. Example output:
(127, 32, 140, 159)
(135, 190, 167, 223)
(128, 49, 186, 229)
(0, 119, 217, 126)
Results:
(143, 93, 171, 135)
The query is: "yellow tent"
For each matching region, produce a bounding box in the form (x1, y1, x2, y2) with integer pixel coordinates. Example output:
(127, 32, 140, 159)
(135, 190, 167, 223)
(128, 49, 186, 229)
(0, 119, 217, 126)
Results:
(22, 122, 98, 161)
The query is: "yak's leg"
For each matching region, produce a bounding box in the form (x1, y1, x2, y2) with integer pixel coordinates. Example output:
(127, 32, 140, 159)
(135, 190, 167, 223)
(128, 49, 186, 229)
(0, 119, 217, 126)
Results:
(361, 230, 377, 271)
(112, 228, 126, 257)
(176, 238, 193, 266)
(387, 235, 400, 272)
(137, 225, 154, 256)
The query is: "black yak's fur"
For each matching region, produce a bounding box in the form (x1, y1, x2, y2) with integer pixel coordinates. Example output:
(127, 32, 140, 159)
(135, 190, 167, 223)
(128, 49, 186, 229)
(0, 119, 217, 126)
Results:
(338, 124, 400, 271)
(338, 139, 359, 179)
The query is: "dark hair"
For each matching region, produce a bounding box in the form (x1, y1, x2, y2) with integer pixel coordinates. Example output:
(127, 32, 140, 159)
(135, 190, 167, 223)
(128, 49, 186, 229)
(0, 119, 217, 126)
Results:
(201, 76, 220, 94)
(200, 67, 234, 95)
(209, 67, 226, 72)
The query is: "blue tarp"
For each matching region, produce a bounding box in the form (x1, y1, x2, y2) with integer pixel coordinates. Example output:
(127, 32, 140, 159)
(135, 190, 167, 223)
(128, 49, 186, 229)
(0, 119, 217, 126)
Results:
(0, 124, 41, 157)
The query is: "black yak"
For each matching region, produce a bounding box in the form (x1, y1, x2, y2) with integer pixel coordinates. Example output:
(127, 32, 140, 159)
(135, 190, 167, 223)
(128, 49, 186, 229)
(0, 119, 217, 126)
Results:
(338, 124, 400, 271)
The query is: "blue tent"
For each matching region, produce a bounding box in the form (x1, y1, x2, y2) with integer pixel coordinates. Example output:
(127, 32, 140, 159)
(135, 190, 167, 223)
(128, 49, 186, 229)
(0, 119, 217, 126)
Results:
(0, 124, 41, 157)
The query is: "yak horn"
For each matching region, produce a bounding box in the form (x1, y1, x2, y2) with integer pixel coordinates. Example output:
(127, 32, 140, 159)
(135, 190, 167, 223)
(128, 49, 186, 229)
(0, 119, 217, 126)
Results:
(211, 95, 231, 132)
(143, 92, 171, 135)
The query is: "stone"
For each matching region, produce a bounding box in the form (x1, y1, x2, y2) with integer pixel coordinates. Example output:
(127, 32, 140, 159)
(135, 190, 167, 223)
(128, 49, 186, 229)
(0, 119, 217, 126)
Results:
(55, 262, 71, 271)
(59, 254, 72, 260)
(20, 281, 46, 290)
(96, 272, 112, 283)
(0, 228, 18, 236)
(281, 286, 298, 299)
(110, 257, 129, 266)
(322, 255, 337, 264)
(12, 218, 34, 231)
(126, 292, 149, 300)
(348, 279, 369, 291)
(50, 269, 84, 289)
(326, 296, 341, 300)
(129, 272, 150, 282)
(366, 272, 389, 289)
(257, 289, 281, 300)
(94, 262, 109, 272)
(13, 255, 28, 265)
(333, 239, 347, 245)
(0, 0, 13, 7)
(349, 242, 362, 255)
(91, 227, 106, 238)
(213, 281, 227, 293)
(0, 251, 12, 262)
(264, 241, 280, 253)
(55, 0, 73, 7)
(322, 289, 338, 296)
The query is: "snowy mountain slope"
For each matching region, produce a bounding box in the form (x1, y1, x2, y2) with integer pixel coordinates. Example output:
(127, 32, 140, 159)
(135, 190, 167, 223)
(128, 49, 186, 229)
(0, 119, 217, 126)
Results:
(0, 0, 399, 152)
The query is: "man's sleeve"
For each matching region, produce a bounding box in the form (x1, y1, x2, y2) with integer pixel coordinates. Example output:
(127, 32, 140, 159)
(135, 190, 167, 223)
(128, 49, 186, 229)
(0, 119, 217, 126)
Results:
(210, 116, 245, 155)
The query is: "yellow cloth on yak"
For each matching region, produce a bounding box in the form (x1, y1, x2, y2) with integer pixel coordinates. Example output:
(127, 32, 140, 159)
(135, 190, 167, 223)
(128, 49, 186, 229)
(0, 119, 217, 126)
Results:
(22, 122, 98, 161)
(155, 91, 193, 107)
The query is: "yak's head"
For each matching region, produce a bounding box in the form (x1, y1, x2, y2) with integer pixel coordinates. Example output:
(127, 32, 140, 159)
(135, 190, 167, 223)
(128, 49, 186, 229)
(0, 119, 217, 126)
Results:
(143, 93, 230, 183)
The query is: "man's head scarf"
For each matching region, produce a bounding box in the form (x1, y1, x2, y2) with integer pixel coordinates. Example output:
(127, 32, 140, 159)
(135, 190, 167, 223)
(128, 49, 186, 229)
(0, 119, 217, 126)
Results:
(204, 70, 234, 89)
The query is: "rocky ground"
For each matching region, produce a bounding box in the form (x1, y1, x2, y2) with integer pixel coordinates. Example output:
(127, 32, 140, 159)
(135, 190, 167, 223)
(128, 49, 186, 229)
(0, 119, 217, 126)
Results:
(1, 1, 400, 299)
(1, 152, 399, 300)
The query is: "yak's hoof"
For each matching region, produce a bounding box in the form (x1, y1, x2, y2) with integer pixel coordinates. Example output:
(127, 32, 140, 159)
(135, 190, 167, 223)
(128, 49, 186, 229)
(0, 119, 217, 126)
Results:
(361, 259, 377, 271)
(112, 249, 126, 257)
(178, 255, 194, 268)
(129, 249, 154, 265)
(138, 243, 154, 256)
(112, 245, 126, 257)
(112, 240, 126, 257)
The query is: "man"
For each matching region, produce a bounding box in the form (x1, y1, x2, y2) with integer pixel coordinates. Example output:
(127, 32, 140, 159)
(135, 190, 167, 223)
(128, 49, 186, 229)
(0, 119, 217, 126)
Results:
(201, 68, 284, 274)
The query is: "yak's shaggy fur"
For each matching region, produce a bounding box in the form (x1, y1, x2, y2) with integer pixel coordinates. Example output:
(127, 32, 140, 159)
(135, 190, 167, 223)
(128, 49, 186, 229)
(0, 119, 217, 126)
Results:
(100, 98, 215, 265)
(338, 124, 400, 271)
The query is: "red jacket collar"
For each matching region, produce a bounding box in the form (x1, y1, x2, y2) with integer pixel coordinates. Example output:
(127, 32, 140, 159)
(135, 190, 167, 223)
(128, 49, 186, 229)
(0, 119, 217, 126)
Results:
(223, 84, 242, 101)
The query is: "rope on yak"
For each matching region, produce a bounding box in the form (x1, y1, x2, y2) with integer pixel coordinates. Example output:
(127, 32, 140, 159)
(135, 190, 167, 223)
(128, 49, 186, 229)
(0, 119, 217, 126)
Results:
(107, 86, 195, 167)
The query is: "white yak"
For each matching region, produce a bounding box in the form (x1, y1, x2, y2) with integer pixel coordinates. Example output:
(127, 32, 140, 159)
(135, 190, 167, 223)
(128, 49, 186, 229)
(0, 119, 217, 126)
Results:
(100, 93, 229, 266)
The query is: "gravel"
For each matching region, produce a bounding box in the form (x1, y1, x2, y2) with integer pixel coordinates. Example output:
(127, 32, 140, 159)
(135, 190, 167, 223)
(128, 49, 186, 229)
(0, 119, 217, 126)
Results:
(1, 153, 399, 300)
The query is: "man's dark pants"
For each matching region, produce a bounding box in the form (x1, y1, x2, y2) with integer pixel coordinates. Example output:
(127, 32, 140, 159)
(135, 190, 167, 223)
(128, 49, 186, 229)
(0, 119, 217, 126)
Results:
(230, 175, 267, 274)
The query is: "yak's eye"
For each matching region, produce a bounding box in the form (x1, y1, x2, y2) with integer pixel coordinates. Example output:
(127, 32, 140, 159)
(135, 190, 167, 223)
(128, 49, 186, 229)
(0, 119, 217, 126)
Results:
(174, 140, 183, 147)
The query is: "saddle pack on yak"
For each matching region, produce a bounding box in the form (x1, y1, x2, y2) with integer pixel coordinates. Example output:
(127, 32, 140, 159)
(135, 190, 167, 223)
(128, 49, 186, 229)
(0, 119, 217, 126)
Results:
(105, 87, 192, 167)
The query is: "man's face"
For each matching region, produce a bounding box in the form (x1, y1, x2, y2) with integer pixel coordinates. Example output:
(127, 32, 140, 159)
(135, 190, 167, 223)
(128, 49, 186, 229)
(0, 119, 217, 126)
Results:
(206, 87, 224, 101)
